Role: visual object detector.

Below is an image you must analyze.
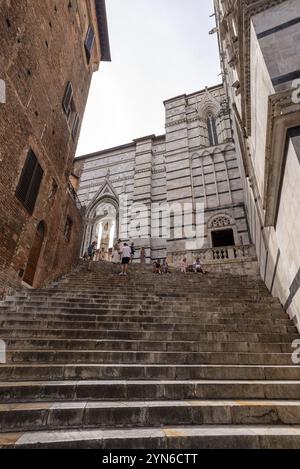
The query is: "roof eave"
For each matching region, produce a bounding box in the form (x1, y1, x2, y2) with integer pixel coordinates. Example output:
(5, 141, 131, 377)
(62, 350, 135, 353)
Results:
(95, 0, 111, 62)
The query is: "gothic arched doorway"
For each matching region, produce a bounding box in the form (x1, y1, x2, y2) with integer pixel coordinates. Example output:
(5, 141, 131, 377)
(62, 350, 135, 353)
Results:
(82, 198, 119, 260)
(23, 221, 45, 286)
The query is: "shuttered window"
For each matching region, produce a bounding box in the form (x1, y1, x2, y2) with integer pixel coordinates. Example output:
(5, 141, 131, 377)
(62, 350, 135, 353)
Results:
(16, 150, 43, 215)
(84, 25, 95, 64)
(62, 81, 73, 116)
(72, 113, 80, 141)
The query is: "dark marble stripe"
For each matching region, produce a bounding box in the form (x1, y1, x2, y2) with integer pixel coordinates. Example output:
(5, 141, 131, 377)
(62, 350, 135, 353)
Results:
(257, 17, 300, 39)
(272, 70, 300, 86)
(284, 268, 300, 310)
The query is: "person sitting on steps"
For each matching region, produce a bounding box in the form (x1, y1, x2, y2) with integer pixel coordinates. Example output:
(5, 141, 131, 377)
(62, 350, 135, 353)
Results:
(193, 257, 207, 275)
(153, 259, 162, 274)
(161, 259, 170, 274)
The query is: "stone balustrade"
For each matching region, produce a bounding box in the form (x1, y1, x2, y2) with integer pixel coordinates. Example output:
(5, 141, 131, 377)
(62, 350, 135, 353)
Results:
(168, 244, 258, 275)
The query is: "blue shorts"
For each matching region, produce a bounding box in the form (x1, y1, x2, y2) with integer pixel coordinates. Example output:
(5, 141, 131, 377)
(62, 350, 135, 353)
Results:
(122, 257, 130, 265)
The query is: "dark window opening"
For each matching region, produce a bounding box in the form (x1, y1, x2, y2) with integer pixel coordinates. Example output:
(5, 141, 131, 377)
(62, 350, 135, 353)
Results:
(85, 25, 95, 64)
(64, 217, 73, 242)
(23, 221, 46, 286)
(211, 229, 235, 247)
(62, 81, 73, 117)
(207, 115, 219, 146)
(62, 81, 80, 142)
(16, 149, 43, 215)
(72, 113, 80, 141)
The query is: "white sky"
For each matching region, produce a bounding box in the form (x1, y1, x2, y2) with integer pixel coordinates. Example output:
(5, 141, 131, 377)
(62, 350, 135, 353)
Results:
(76, 0, 220, 156)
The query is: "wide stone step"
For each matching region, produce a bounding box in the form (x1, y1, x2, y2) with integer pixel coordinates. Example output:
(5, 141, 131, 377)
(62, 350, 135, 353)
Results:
(0, 364, 299, 382)
(0, 312, 290, 325)
(1, 298, 279, 311)
(4, 349, 297, 365)
(1, 380, 300, 402)
(0, 327, 297, 343)
(0, 319, 296, 334)
(0, 309, 287, 323)
(3, 425, 300, 449)
(1, 400, 300, 433)
(2, 338, 295, 353)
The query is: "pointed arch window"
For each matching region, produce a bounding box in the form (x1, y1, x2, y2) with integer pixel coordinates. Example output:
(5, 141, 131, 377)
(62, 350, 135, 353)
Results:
(207, 115, 218, 146)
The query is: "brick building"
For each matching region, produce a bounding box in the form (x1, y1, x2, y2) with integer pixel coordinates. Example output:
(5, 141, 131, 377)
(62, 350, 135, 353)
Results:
(0, 0, 111, 295)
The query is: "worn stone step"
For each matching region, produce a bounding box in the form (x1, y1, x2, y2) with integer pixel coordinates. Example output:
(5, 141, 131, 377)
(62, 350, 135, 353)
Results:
(0, 312, 291, 326)
(0, 318, 296, 334)
(4, 349, 297, 365)
(1, 400, 300, 433)
(0, 364, 299, 382)
(1, 380, 300, 403)
(2, 338, 295, 353)
(3, 425, 300, 449)
(0, 309, 287, 323)
(0, 327, 297, 343)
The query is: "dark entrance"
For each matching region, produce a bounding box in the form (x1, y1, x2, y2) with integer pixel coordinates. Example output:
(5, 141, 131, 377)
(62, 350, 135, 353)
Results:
(211, 229, 235, 248)
(23, 221, 45, 286)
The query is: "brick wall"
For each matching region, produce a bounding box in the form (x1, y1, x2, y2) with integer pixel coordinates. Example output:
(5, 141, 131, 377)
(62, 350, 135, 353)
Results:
(0, 0, 102, 295)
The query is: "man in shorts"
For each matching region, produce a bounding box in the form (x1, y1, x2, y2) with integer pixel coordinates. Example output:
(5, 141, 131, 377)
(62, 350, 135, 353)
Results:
(120, 243, 132, 276)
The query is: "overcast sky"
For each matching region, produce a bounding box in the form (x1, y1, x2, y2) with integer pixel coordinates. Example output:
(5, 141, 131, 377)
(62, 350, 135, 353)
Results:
(76, 0, 220, 156)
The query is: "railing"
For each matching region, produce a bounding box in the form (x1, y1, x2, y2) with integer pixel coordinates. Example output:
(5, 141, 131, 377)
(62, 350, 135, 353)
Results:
(169, 245, 256, 266)
(67, 182, 84, 213)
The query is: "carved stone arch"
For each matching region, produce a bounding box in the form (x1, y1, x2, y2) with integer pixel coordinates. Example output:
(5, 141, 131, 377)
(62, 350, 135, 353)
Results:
(199, 149, 211, 158)
(223, 143, 234, 152)
(82, 178, 120, 257)
(87, 194, 119, 222)
(86, 178, 119, 218)
(208, 213, 235, 229)
(197, 88, 221, 120)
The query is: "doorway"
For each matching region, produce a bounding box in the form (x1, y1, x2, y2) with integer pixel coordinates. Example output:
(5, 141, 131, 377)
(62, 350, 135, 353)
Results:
(23, 221, 45, 286)
(211, 229, 235, 248)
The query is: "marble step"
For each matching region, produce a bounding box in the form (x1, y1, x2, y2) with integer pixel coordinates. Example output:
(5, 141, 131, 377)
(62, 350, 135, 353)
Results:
(3, 349, 298, 364)
(1, 380, 300, 403)
(3, 425, 300, 449)
(0, 309, 287, 321)
(1, 298, 279, 310)
(0, 364, 300, 382)
(0, 327, 297, 343)
(2, 338, 296, 353)
(0, 318, 295, 334)
(1, 400, 300, 433)
(0, 312, 290, 325)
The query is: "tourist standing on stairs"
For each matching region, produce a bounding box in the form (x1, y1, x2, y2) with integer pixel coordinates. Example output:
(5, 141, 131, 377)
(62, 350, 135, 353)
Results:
(112, 242, 120, 264)
(120, 243, 132, 276)
(87, 241, 97, 271)
(180, 257, 188, 274)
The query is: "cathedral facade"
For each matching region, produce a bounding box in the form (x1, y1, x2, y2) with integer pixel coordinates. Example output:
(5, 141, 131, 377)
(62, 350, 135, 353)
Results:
(75, 84, 250, 263)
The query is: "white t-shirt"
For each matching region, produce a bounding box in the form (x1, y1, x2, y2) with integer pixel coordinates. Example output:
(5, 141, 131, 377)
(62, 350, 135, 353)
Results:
(122, 245, 132, 258)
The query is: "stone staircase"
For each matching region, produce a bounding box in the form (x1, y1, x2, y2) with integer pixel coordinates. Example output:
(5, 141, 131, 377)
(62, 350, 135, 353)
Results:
(0, 261, 300, 448)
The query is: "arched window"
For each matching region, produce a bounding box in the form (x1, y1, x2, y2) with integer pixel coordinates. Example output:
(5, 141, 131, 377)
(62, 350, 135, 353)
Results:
(207, 115, 218, 146)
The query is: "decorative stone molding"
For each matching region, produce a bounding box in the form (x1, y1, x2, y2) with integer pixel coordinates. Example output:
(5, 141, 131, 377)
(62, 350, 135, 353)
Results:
(237, 0, 287, 134)
(263, 89, 300, 226)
